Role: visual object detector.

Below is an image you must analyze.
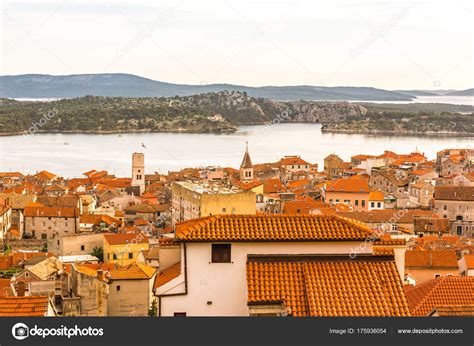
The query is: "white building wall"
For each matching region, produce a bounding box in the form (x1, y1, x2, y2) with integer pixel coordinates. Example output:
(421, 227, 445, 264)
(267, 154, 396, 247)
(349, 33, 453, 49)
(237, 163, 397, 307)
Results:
(158, 241, 372, 316)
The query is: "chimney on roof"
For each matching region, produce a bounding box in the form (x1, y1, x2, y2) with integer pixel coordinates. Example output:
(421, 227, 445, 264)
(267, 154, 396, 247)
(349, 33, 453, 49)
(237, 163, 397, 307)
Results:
(97, 269, 103, 281)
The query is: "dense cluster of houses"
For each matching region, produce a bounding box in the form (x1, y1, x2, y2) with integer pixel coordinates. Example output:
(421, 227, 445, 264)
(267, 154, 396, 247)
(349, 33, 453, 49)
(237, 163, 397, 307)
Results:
(0, 147, 473, 317)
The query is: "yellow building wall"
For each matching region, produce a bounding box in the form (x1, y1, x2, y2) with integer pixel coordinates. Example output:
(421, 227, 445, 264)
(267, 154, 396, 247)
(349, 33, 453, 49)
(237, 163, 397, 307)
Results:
(250, 184, 264, 195)
(325, 191, 369, 212)
(201, 192, 256, 217)
(104, 241, 149, 266)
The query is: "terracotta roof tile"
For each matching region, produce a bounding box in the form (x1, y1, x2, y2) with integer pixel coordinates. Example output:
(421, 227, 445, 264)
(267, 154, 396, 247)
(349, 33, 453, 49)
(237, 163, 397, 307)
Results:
(336, 210, 439, 224)
(154, 262, 181, 289)
(282, 200, 328, 214)
(0, 296, 49, 316)
(405, 250, 458, 268)
(247, 255, 410, 316)
(463, 254, 474, 269)
(80, 214, 121, 226)
(175, 214, 375, 242)
(405, 276, 474, 316)
(24, 206, 79, 218)
(34, 170, 57, 180)
(326, 179, 369, 193)
(279, 156, 310, 166)
(159, 238, 179, 247)
(0, 278, 13, 296)
(263, 178, 285, 194)
(110, 263, 156, 280)
(103, 232, 148, 245)
(434, 186, 474, 201)
(368, 191, 384, 201)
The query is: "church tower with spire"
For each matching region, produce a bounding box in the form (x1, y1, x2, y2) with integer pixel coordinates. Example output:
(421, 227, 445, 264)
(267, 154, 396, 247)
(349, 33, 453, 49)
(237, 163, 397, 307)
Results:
(240, 142, 254, 182)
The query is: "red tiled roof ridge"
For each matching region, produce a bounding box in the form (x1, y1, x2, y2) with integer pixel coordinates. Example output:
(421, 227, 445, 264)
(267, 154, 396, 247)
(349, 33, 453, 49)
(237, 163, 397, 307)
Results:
(175, 214, 377, 242)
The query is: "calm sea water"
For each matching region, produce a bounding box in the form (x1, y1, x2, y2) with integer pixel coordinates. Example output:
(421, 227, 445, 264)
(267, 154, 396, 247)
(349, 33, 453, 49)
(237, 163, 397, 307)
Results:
(0, 123, 472, 177)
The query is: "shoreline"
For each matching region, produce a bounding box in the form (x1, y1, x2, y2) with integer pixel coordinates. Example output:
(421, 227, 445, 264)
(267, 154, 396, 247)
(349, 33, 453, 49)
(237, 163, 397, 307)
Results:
(1, 125, 473, 138)
(0, 127, 237, 137)
(320, 128, 474, 137)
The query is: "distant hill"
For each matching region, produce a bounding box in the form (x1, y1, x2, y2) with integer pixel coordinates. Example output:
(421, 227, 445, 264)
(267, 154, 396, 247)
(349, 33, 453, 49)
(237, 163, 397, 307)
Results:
(0, 73, 413, 101)
(443, 88, 474, 97)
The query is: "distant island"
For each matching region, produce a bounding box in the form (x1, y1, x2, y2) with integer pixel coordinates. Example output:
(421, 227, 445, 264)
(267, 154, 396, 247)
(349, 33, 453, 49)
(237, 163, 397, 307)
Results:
(0, 73, 419, 101)
(0, 91, 472, 136)
(321, 102, 474, 136)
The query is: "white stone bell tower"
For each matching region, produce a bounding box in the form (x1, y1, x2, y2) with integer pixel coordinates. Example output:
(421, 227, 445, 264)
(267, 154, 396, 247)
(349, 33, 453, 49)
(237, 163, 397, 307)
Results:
(131, 152, 145, 194)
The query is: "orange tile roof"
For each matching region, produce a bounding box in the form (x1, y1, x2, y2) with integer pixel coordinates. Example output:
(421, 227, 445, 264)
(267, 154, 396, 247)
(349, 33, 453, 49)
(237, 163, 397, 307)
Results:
(449, 154, 464, 163)
(154, 262, 181, 289)
(405, 276, 474, 316)
(247, 255, 410, 316)
(34, 170, 57, 180)
(0, 278, 13, 296)
(175, 214, 375, 242)
(372, 246, 395, 256)
(0, 296, 50, 316)
(0, 255, 13, 270)
(351, 154, 376, 161)
(114, 210, 125, 217)
(462, 254, 474, 269)
(287, 179, 311, 190)
(411, 169, 433, 176)
(44, 184, 67, 191)
(100, 179, 131, 189)
(74, 264, 100, 277)
(368, 191, 384, 201)
(374, 234, 406, 246)
(336, 210, 439, 224)
(65, 262, 116, 274)
(282, 200, 328, 214)
(279, 156, 310, 166)
(103, 232, 148, 245)
(232, 179, 263, 190)
(3, 186, 27, 194)
(110, 263, 156, 280)
(263, 178, 285, 194)
(24, 206, 79, 218)
(405, 250, 458, 268)
(326, 179, 369, 193)
(377, 150, 398, 159)
(159, 238, 179, 247)
(0, 171, 24, 178)
(80, 214, 121, 226)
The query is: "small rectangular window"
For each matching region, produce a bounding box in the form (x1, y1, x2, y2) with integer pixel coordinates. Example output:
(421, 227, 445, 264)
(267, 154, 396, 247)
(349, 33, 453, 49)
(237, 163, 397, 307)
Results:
(174, 312, 186, 317)
(80, 245, 85, 251)
(117, 285, 121, 291)
(128, 253, 133, 259)
(211, 244, 231, 263)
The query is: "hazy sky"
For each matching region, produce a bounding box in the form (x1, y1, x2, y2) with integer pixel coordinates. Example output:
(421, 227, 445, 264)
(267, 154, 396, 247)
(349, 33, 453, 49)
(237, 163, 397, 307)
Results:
(1, 0, 473, 89)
